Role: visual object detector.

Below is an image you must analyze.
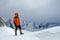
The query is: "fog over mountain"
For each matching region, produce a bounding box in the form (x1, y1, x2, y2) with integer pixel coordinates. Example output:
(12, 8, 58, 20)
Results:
(0, 0, 60, 24)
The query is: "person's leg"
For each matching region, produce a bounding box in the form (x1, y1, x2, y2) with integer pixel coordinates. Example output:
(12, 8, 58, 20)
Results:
(18, 25, 23, 34)
(15, 27, 17, 36)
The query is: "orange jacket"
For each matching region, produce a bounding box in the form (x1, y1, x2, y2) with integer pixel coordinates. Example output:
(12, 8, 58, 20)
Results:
(13, 17, 21, 26)
(13, 12, 21, 26)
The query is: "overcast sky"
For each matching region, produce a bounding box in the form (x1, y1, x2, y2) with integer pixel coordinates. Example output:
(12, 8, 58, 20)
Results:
(0, 0, 60, 24)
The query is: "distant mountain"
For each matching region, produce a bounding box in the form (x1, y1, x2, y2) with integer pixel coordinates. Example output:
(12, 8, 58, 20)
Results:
(0, 17, 6, 27)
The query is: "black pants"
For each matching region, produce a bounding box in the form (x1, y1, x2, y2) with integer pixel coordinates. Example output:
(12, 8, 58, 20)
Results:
(15, 25, 22, 35)
(15, 25, 21, 30)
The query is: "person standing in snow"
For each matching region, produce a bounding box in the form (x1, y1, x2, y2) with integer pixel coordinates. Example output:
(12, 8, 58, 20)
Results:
(13, 12, 23, 36)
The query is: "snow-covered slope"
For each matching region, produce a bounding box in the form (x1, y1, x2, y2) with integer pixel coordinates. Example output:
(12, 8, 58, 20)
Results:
(0, 26, 39, 40)
(34, 26, 60, 40)
(0, 26, 60, 40)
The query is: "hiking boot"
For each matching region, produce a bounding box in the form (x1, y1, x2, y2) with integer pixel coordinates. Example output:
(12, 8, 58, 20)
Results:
(20, 33, 24, 35)
(20, 29, 24, 35)
(15, 30, 17, 36)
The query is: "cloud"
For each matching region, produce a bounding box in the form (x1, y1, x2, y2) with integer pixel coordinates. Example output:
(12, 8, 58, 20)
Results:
(0, 0, 60, 24)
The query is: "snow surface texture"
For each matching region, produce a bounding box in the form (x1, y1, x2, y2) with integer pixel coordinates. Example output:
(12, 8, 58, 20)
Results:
(0, 26, 60, 40)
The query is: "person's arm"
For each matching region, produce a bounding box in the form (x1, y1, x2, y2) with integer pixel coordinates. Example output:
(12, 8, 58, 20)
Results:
(13, 18, 16, 26)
